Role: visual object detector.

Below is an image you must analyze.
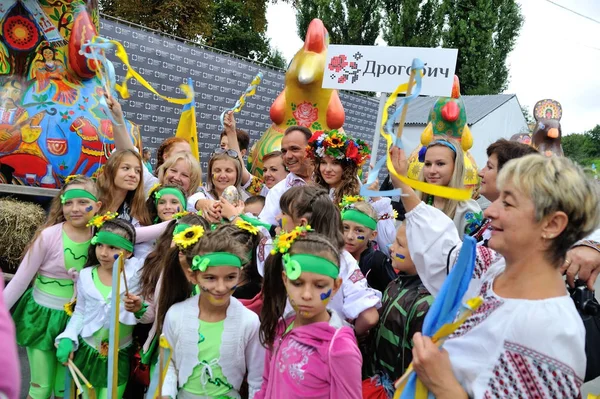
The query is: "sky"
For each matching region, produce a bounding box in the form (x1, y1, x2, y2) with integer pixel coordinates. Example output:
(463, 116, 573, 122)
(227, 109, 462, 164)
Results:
(265, 0, 600, 135)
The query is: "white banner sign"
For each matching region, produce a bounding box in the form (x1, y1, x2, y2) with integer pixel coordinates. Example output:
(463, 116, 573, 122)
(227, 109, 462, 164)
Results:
(322, 44, 458, 96)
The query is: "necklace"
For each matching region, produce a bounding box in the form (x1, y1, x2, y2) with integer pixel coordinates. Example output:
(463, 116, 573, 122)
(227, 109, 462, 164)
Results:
(426, 195, 434, 206)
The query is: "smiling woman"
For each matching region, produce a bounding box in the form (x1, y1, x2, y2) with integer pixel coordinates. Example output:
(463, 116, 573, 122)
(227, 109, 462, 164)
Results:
(391, 148, 600, 399)
(418, 138, 483, 237)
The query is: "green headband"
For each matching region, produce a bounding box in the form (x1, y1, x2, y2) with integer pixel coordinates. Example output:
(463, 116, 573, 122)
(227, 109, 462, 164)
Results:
(61, 189, 97, 204)
(91, 231, 134, 252)
(154, 187, 186, 209)
(173, 223, 191, 236)
(283, 253, 339, 280)
(191, 252, 243, 272)
(341, 208, 377, 230)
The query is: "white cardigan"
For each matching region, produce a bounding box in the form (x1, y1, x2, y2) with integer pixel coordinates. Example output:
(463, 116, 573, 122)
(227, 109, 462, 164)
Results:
(56, 257, 144, 350)
(161, 295, 264, 399)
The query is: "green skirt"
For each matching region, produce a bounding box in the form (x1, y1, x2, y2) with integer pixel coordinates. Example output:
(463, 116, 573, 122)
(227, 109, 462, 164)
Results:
(74, 337, 132, 388)
(12, 288, 70, 351)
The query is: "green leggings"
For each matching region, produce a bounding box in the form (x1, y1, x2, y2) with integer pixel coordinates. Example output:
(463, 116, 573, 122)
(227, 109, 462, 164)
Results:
(26, 347, 66, 399)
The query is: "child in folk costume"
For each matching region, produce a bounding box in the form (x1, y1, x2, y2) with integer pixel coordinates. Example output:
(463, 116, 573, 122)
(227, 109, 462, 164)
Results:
(4, 175, 101, 399)
(56, 218, 144, 398)
(158, 225, 264, 398)
(256, 228, 362, 399)
(362, 224, 433, 398)
(340, 197, 397, 293)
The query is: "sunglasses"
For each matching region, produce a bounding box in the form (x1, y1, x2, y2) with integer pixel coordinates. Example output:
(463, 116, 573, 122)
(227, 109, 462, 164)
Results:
(213, 148, 240, 159)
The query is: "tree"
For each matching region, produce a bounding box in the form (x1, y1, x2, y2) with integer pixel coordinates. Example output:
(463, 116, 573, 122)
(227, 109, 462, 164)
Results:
(100, 0, 277, 65)
(442, 0, 523, 95)
(99, 0, 213, 41)
(521, 105, 534, 127)
(382, 0, 444, 47)
(295, 0, 381, 45)
(263, 48, 287, 69)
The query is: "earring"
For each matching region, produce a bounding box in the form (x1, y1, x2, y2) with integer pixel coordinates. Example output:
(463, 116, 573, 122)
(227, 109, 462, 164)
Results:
(542, 234, 547, 239)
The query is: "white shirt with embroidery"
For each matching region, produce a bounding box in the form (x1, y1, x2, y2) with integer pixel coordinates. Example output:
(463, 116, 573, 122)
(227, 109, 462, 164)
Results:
(406, 202, 586, 399)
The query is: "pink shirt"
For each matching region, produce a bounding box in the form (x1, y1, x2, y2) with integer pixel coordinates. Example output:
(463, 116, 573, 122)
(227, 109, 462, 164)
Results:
(4, 223, 71, 309)
(255, 312, 362, 399)
(0, 273, 21, 399)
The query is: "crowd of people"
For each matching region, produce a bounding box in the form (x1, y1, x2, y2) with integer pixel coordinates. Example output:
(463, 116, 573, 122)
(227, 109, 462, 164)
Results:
(2, 93, 600, 399)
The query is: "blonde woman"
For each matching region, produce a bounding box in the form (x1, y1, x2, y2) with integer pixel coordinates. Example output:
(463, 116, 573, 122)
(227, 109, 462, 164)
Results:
(391, 149, 599, 398)
(418, 138, 482, 236)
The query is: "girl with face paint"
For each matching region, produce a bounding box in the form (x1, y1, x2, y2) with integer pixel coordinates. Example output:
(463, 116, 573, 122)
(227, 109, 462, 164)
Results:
(55, 218, 143, 398)
(341, 199, 396, 294)
(4, 175, 101, 399)
(257, 229, 361, 399)
(156, 228, 264, 398)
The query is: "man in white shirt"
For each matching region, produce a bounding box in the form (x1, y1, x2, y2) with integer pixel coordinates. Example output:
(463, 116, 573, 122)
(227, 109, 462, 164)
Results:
(259, 125, 314, 226)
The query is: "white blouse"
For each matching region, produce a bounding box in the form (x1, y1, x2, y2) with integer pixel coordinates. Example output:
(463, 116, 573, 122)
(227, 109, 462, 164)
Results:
(406, 202, 586, 398)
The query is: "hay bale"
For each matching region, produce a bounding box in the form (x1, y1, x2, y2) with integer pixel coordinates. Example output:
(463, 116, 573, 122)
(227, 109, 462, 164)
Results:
(0, 197, 46, 273)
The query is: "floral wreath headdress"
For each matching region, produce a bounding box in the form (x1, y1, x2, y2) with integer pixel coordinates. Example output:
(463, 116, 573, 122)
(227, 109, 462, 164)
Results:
(307, 129, 371, 167)
(173, 225, 205, 250)
(64, 174, 84, 184)
(235, 219, 259, 235)
(86, 211, 118, 228)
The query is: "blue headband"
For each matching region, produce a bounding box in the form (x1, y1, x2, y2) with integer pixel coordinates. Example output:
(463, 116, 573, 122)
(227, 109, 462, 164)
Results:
(418, 140, 457, 162)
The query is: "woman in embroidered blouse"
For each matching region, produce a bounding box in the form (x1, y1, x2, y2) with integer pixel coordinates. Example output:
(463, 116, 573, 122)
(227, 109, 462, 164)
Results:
(417, 138, 482, 237)
(390, 148, 599, 399)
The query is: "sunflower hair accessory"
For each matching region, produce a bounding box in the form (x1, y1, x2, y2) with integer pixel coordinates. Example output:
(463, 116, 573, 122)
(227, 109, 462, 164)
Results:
(64, 174, 84, 184)
(173, 225, 205, 249)
(235, 219, 259, 235)
(172, 211, 191, 220)
(307, 129, 370, 167)
(149, 183, 162, 195)
(270, 225, 313, 255)
(86, 212, 118, 228)
(339, 195, 365, 210)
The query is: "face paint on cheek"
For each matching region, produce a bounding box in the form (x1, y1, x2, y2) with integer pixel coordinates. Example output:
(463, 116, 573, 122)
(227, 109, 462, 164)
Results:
(320, 288, 332, 304)
(85, 205, 94, 213)
(114, 254, 119, 260)
(393, 252, 406, 262)
(356, 235, 365, 242)
(230, 285, 237, 292)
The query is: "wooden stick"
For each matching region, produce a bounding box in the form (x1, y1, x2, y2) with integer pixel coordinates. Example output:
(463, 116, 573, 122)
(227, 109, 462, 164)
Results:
(395, 68, 417, 142)
(68, 359, 91, 387)
(67, 362, 84, 396)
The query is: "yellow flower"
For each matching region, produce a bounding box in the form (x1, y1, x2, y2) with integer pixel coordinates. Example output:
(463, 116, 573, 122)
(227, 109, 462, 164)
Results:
(86, 211, 118, 228)
(64, 175, 82, 184)
(64, 300, 76, 316)
(271, 225, 313, 254)
(98, 340, 109, 358)
(173, 225, 205, 249)
(328, 132, 345, 148)
(172, 211, 190, 220)
(392, 209, 399, 219)
(235, 220, 259, 235)
(149, 183, 162, 195)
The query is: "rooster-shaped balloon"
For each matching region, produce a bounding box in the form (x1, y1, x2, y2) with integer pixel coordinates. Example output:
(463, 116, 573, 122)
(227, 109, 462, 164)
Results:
(248, 18, 345, 177)
(531, 99, 563, 157)
(407, 76, 479, 192)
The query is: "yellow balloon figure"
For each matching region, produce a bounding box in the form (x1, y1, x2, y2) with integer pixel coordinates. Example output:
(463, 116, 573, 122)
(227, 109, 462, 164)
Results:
(248, 18, 346, 177)
(407, 76, 479, 193)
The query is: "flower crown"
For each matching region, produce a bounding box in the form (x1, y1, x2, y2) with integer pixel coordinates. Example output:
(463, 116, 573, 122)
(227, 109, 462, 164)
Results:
(338, 195, 365, 211)
(235, 219, 259, 235)
(149, 183, 162, 196)
(270, 225, 313, 255)
(307, 129, 370, 167)
(173, 225, 205, 249)
(86, 211, 118, 228)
